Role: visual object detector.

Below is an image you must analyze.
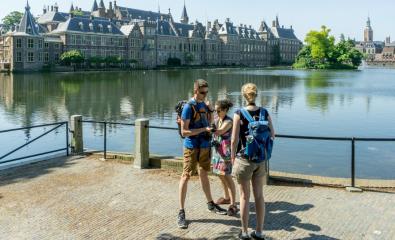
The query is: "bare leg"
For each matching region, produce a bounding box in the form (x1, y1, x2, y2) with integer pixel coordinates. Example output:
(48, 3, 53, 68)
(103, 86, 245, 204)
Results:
(199, 169, 213, 202)
(252, 175, 265, 233)
(179, 174, 190, 210)
(224, 175, 237, 206)
(239, 180, 250, 233)
(218, 175, 230, 200)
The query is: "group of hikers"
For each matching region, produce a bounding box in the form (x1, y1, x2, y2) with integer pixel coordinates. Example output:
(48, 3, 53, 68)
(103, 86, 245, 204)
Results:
(176, 79, 275, 240)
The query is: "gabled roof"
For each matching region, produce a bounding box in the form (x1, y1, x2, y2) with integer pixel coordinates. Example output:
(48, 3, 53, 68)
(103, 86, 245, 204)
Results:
(17, 2, 41, 36)
(51, 17, 124, 35)
(120, 23, 142, 36)
(156, 20, 177, 36)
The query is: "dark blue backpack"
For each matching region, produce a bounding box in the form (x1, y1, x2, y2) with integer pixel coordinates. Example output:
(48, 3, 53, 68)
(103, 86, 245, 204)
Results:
(240, 108, 273, 162)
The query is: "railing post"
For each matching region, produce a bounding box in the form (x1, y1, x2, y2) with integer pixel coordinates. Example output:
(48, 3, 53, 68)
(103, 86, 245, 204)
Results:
(134, 118, 149, 169)
(66, 122, 69, 156)
(104, 122, 107, 159)
(351, 137, 355, 187)
(70, 115, 83, 154)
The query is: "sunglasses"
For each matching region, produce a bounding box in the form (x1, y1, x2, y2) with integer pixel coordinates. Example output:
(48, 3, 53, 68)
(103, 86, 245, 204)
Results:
(199, 91, 208, 95)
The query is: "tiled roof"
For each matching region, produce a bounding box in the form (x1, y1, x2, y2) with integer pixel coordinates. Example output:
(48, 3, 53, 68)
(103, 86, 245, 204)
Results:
(51, 17, 124, 35)
(271, 27, 299, 40)
(37, 11, 67, 24)
(117, 6, 169, 21)
(156, 20, 177, 36)
(174, 22, 193, 37)
(218, 21, 237, 35)
(17, 3, 41, 36)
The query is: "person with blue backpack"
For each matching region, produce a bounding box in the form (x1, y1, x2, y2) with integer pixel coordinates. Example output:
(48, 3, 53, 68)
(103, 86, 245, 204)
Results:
(177, 79, 227, 229)
(231, 83, 275, 240)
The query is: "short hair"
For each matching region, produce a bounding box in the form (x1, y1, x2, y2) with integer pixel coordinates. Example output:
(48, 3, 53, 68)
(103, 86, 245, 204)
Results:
(194, 79, 208, 90)
(241, 83, 258, 103)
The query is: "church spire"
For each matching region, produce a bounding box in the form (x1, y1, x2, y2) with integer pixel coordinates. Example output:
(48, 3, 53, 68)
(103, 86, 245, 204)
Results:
(92, 0, 98, 11)
(275, 15, 280, 28)
(180, 0, 189, 24)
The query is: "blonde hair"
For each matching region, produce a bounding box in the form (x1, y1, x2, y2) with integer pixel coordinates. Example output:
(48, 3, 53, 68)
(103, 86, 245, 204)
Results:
(241, 83, 258, 103)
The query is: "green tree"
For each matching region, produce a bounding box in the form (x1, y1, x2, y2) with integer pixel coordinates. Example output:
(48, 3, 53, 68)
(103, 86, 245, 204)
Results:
(60, 50, 84, 66)
(71, 10, 84, 16)
(1, 11, 23, 32)
(294, 26, 363, 69)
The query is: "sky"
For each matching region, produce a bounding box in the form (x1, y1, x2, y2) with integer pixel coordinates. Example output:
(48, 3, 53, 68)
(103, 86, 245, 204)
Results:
(1, 0, 394, 42)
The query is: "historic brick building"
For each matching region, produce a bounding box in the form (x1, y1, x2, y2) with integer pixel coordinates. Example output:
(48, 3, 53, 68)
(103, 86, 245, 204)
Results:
(0, 1, 302, 72)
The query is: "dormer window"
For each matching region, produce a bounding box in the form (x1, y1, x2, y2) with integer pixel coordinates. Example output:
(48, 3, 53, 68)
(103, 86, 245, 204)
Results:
(89, 23, 94, 31)
(108, 25, 112, 32)
(98, 24, 103, 32)
(27, 26, 32, 34)
(79, 22, 84, 31)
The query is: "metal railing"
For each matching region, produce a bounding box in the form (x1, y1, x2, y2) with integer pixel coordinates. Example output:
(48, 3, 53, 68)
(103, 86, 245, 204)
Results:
(0, 122, 69, 165)
(2, 119, 394, 188)
(81, 120, 395, 188)
(81, 120, 135, 159)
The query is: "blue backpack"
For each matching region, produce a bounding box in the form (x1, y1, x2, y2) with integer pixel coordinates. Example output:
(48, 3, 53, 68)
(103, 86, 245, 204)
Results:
(240, 108, 273, 162)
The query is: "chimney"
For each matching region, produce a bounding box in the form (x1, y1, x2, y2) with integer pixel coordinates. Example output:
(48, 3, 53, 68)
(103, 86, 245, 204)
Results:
(207, 21, 212, 29)
(109, 1, 113, 10)
(282, 25, 284, 28)
(51, 6, 54, 12)
(43, 5, 47, 14)
(249, 25, 252, 29)
(54, 3, 59, 12)
(290, 25, 293, 29)
(226, 18, 230, 22)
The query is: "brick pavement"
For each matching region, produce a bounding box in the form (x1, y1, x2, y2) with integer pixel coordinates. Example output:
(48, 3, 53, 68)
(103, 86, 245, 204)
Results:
(0, 156, 394, 240)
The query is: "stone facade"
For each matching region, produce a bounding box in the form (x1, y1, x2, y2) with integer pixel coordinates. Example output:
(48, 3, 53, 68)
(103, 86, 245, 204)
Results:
(0, 1, 302, 72)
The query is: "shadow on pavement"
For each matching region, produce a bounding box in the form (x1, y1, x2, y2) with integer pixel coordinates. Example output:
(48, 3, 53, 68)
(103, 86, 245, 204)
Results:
(0, 156, 81, 187)
(261, 201, 320, 232)
(296, 233, 340, 240)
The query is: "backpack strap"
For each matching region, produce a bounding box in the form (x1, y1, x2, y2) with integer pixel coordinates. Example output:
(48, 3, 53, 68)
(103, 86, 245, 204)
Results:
(259, 108, 268, 121)
(187, 100, 198, 123)
(240, 108, 255, 123)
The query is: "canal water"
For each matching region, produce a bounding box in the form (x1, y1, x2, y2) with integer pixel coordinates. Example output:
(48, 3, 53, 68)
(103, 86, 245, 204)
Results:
(0, 68, 394, 179)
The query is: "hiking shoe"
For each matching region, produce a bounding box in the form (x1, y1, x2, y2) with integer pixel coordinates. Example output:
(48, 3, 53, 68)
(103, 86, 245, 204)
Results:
(250, 231, 265, 240)
(239, 232, 251, 240)
(207, 201, 227, 215)
(177, 210, 188, 229)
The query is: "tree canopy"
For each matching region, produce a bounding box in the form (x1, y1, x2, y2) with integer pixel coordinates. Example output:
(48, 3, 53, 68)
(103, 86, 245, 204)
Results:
(60, 50, 84, 66)
(1, 11, 23, 32)
(293, 26, 364, 69)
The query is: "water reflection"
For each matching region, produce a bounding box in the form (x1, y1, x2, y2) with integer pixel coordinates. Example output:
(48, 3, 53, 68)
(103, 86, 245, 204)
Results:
(1, 69, 395, 179)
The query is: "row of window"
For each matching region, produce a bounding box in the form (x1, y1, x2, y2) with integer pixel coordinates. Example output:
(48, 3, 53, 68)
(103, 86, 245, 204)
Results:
(15, 38, 60, 49)
(15, 52, 59, 63)
(69, 35, 125, 47)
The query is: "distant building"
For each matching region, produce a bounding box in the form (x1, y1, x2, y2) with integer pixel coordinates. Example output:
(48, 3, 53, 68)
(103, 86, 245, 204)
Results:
(0, 1, 302, 72)
(355, 17, 384, 60)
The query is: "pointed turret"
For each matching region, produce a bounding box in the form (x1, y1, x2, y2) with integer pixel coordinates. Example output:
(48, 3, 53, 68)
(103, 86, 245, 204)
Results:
(99, 0, 106, 9)
(92, 0, 98, 11)
(275, 15, 280, 28)
(18, 0, 40, 35)
(180, 0, 189, 24)
(70, 3, 75, 13)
